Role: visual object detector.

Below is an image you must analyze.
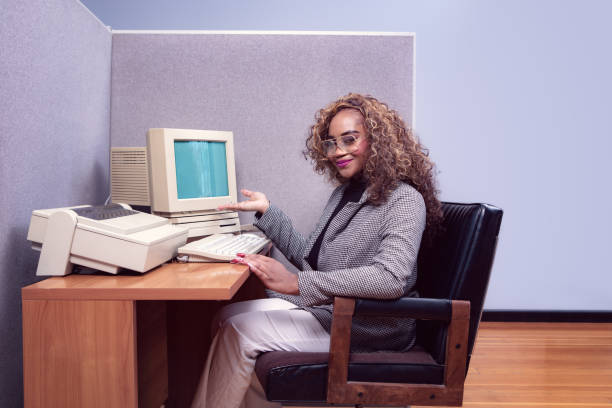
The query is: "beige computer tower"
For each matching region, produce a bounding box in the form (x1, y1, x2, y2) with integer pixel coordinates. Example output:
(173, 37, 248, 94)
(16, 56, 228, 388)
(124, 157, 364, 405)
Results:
(110, 147, 151, 206)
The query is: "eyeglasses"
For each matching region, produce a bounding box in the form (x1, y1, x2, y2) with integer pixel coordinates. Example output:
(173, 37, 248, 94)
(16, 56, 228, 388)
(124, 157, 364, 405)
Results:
(321, 134, 362, 156)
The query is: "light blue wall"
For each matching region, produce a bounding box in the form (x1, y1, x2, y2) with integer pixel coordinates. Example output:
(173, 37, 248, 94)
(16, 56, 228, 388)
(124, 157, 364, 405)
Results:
(0, 1, 111, 405)
(80, 0, 612, 311)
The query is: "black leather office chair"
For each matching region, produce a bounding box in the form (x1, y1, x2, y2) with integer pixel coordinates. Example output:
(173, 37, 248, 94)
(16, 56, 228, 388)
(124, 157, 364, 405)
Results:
(255, 202, 503, 407)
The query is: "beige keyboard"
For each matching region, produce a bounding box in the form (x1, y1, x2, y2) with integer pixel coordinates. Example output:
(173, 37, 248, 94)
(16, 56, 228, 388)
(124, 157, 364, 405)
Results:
(177, 233, 270, 262)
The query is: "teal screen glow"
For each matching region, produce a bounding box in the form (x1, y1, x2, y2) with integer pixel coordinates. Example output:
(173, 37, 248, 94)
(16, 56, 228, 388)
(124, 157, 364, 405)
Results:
(174, 141, 229, 199)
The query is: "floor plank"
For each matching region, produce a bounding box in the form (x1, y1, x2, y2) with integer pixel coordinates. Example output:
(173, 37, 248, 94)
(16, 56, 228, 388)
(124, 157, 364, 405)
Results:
(414, 322, 612, 408)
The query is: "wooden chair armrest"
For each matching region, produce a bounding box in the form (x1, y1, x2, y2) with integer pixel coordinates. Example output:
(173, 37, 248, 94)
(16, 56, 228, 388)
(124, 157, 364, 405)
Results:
(327, 296, 470, 407)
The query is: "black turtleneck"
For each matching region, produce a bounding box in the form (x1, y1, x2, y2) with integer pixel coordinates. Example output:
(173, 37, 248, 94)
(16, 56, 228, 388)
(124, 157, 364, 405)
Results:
(306, 179, 367, 270)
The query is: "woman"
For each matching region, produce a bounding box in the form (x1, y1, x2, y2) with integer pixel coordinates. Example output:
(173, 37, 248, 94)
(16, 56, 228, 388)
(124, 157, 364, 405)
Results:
(192, 93, 442, 408)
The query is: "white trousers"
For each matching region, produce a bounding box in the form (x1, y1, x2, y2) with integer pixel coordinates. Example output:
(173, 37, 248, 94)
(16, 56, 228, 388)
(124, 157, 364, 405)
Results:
(190, 298, 331, 408)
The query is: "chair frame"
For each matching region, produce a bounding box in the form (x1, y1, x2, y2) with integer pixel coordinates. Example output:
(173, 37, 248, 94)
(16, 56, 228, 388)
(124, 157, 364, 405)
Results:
(326, 297, 471, 407)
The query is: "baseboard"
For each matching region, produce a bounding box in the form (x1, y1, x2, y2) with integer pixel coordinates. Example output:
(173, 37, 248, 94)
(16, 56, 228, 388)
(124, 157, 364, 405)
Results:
(481, 310, 612, 323)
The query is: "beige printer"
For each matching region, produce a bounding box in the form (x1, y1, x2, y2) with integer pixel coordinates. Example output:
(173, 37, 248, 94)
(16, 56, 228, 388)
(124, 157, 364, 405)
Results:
(27, 203, 187, 276)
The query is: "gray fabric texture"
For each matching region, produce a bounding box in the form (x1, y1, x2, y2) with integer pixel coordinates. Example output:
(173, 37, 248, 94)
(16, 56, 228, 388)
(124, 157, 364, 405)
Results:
(254, 181, 426, 351)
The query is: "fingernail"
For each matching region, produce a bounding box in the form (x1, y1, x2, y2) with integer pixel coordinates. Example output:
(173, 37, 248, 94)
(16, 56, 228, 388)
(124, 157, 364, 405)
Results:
(237, 253, 245, 257)
(230, 259, 238, 264)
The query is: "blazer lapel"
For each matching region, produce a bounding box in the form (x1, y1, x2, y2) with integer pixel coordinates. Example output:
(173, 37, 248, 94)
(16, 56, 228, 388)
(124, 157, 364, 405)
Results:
(302, 184, 347, 262)
(325, 188, 369, 240)
(302, 184, 370, 266)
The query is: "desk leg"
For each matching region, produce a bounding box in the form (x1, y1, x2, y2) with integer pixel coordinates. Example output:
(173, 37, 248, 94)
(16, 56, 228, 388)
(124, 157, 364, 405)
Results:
(23, 299, 139, 408)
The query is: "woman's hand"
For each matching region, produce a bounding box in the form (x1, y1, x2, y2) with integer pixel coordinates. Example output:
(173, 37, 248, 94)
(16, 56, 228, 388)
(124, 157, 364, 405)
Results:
(232, 253, 299, 295)
(218, 189, 270, 214)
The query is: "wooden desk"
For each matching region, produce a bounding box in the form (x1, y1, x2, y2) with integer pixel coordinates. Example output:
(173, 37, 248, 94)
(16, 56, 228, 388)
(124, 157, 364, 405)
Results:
(22, 262, 259, 408)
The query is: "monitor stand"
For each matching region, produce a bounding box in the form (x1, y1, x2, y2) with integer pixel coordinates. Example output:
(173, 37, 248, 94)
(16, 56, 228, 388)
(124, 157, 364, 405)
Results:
(153, 209, 241, 238)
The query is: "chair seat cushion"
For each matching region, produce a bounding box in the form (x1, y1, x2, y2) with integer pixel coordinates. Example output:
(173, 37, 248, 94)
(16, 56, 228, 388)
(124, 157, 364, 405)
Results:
(255, 346, 444, 403)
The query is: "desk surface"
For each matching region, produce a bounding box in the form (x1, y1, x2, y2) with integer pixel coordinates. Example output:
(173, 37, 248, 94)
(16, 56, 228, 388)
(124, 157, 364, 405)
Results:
(21, 262, 250, 301)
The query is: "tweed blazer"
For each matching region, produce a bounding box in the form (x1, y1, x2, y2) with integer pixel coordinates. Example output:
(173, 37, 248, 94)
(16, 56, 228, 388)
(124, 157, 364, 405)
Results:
(254, 181, 426, 351)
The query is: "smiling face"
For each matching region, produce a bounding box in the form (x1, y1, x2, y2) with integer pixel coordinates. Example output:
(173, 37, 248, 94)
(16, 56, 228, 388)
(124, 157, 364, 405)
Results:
(326, 109, 369, 180)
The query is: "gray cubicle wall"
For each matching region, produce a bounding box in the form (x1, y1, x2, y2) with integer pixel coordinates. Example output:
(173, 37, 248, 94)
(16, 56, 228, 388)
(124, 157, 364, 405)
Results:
(0, 1, 111, 405)
(110, 32, 414, 246)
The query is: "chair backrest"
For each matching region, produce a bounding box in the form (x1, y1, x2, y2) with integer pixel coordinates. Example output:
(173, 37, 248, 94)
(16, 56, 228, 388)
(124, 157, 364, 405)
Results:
(416, 202, 503, 371)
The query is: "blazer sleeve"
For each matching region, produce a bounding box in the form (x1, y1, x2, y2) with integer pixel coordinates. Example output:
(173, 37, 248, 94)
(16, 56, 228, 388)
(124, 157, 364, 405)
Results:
(297, 188, 426, 306)
(253, 203, 308, 269)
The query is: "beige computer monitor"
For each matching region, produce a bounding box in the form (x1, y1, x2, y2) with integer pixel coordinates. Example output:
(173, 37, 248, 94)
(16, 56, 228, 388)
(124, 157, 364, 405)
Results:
(147, 128, 238, 216)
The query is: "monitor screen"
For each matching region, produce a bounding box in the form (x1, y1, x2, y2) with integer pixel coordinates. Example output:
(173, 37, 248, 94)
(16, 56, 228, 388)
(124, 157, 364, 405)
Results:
(174, 140, 229, 199)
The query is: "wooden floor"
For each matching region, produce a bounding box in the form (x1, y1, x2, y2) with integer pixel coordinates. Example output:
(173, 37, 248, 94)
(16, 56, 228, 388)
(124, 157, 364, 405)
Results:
(415, 322, 612, 408)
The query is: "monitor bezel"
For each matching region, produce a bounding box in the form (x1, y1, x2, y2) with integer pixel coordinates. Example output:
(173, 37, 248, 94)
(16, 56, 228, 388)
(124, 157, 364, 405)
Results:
(147, 128, 238, 214)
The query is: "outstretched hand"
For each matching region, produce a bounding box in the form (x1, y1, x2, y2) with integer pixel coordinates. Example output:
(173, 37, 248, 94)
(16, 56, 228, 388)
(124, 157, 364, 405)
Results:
(232, 253, 299, 295)
(218, 189, 270, 214)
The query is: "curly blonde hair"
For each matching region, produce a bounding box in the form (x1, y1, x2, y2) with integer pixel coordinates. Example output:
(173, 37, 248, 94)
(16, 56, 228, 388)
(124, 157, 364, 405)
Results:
(304, 93, 443, 236)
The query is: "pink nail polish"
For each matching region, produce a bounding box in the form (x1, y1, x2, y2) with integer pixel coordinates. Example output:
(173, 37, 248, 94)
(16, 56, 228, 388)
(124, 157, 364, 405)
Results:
(237, 253, 246, 257)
